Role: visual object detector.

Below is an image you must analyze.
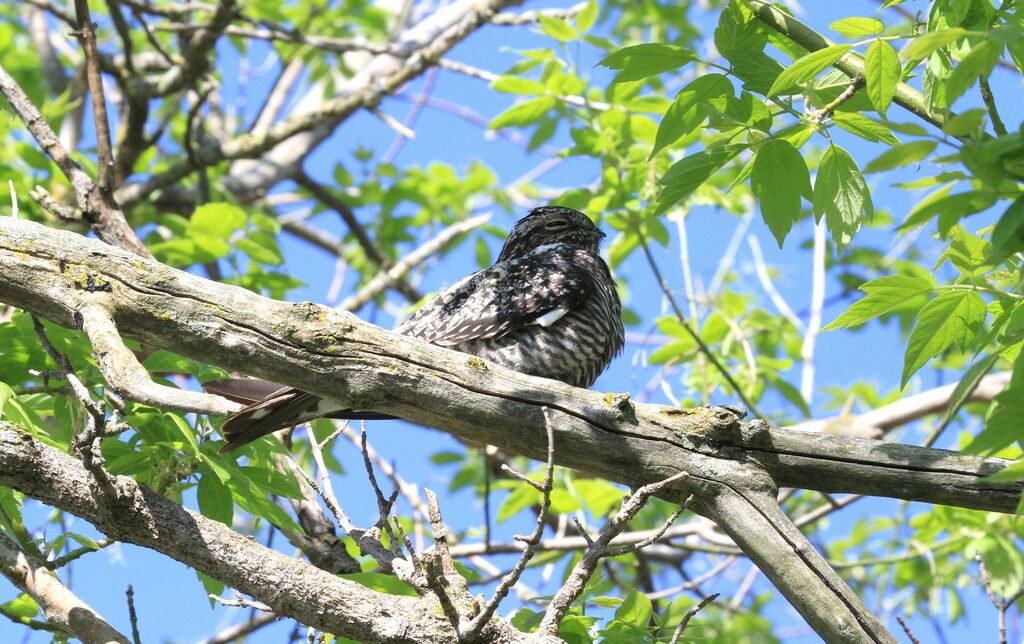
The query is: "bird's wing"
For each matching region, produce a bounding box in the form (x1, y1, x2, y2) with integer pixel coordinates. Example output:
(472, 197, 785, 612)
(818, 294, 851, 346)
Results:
(395, 250, 593, 346)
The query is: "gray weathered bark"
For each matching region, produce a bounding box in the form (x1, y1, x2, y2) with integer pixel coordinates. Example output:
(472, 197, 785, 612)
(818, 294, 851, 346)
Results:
(0, 217, 1018, 642)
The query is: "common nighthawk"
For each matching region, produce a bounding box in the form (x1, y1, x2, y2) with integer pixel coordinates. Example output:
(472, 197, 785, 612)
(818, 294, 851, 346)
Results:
(212, 206, 624, 451)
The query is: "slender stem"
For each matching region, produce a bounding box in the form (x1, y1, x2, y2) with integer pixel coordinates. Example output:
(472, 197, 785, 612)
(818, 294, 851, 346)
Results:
(978, 76, 1008, 136)
(635, 223, 766, 418)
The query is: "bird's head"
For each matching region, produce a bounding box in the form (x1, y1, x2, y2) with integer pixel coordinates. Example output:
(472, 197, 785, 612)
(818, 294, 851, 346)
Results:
(497, 206, 605, 262)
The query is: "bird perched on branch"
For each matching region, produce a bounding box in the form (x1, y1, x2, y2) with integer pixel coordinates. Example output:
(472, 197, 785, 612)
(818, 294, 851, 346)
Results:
(209, 206, 624, 452)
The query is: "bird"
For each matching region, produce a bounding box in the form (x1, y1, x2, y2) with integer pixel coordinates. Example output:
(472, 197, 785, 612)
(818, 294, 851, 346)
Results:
(208, 206, 624, 452)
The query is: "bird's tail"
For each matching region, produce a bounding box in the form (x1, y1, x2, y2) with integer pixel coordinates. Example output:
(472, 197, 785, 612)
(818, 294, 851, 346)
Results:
(202, 378, 394, 452)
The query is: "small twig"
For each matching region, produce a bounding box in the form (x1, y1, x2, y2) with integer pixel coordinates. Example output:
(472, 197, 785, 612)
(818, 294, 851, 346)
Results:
(460, 408, 558, 639)
(8, 181, 17, 219)
(668, 593, 720, 644)
(423, 488, 469, 629)
(977, 553, 1024, 644)
(294, 426, 399, 571)
(747, 236, 804, 332)
(29, 186, 80, 221)
(895, 615, 920, 644)
(126, 585, 142, 644)
(31, 315, 108, 475)
(635, 223, 765, 418)
(72, 0, 115, 192)
(646, 557, 737, 600)
(294, 172, 422, 305)
(383, 67, 438, 163)
(47, 538, 113, 569)
(369, 107, 416, 139)
(800, 219, 826, 405)
(978, 76, 1007, 137)
(196, 613, 278, 644)
(209, 593, 274, 613)
(339, 213, 491, 312)
(605, 499, 688, 557)
(79, 304, 240, 415)
(537, 471, 691, 635)
(729, 563, 760, 608)
(359, 424, 401, 549)
(810, 76, 865, 122)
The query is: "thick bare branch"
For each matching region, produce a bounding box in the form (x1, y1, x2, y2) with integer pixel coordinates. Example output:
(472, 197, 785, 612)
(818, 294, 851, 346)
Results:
(0, 218, 1020, 642)
(790, 373, 1010, 438)
(0, 423, 511, 643)
(78, 303, 241, 415)
(117, 0, 524, 207)
(0, 532, 130, 643)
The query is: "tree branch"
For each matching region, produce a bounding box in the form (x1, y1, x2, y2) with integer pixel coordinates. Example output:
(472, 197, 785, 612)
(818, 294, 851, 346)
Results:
(748, 0, 953, 134)
(0, 218, 1020, 642)
(0, 423, 507, 642)
(0, 60, 150, 257)
(0, 531, 130, 643)
(78, 303, 241, 415)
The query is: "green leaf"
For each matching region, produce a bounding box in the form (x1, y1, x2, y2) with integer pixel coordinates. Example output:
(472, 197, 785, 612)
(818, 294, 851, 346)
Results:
(498, 483, 541, 523)
(198, 571, 225, 607)
(715, 0, 765, 58)
(650, 74, 732, 157)
(341, 572, 419, 597)
(165, 413, 200, 457)
(899, 189, 996, 233)
(901, 290, 987, 387)
(429, 450, 465, 465)
(491, 76, 546, 95)
(903, 28, 970, 60)
(983, 460, 1024, 483)
(236, 230, 283, 266)
(614, 590, 652, 627)
(489, 97, 556, 129)
(965, 386, 1024, 455)
(812, 144, 872, 252)
(575, 0, 598, 33)
(864, 140, 936, 173)
(197, 468, 233, 526)
(474, 237, 491, 267)
(821, 275, 934, 331)
(945, 40, 1000, 105)
(767, 45, 851, 96)
(538, 16, 578, 42)
(831, 112, 900, 145)
(751, 139, 811, 247)
(656, 144, 746, 212)
(992, 196, 1024, 257)
(830, 17, 885, 38)
(864, 40, 901, 115)
(188, 202, 246, 241)
(940, 353, 999, 428)
(0, 594, 39, 621)
(942, 108, 987, 136)
(598, 44, 694, 83)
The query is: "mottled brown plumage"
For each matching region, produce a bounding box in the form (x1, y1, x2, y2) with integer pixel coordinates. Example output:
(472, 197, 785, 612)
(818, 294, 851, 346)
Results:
(214, 206, 624, 451)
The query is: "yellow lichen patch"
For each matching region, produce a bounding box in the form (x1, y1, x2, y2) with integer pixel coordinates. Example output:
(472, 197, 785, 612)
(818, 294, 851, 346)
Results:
(603, 392, 631, 408)
(66, 266, 112, 292)
(466, 356, 488, 372)
(660, 406, 697, 416)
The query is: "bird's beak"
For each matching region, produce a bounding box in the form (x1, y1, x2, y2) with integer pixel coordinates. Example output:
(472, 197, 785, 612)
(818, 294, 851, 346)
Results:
(596, 229, 606, 240)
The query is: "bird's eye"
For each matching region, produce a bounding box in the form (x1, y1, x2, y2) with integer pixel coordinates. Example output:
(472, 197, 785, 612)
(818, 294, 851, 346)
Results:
(545, 220, 568, 230)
